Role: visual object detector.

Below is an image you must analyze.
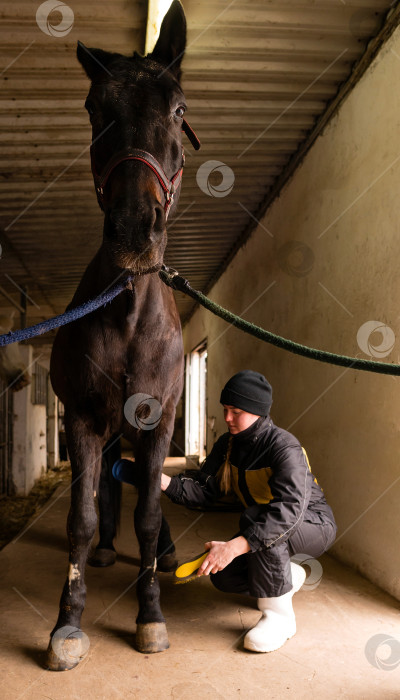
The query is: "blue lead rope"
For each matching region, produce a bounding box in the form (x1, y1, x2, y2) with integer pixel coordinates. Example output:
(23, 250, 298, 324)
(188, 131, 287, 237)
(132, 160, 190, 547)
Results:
(0, 275, 133, 347)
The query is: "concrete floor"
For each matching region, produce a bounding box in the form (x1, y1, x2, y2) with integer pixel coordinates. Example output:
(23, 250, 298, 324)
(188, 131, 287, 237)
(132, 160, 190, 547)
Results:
(1, 459, 400, 700)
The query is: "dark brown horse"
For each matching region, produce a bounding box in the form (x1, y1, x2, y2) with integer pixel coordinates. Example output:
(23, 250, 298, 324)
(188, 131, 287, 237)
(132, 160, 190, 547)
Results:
(47, 0, 197, 670)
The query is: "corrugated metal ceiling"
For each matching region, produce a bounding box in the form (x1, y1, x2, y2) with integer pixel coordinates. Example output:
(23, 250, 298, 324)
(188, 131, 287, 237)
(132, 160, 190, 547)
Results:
(0, 0, 398, 353)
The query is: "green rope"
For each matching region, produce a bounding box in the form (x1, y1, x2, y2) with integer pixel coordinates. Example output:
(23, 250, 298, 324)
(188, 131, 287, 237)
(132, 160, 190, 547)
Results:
(159, 267, 400, 377)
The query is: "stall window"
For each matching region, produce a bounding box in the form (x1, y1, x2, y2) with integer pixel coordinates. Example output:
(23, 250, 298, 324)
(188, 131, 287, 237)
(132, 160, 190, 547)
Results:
(185, 341, 207, 462)
(32, 363, 48, 405)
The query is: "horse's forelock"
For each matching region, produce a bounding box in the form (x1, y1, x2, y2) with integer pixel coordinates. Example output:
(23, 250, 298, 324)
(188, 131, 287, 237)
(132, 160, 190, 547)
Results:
(95, 53, 179, 96)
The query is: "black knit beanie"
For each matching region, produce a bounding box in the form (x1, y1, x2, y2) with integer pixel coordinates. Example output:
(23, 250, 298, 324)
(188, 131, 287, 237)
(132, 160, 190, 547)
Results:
(220, 370, 273, 416)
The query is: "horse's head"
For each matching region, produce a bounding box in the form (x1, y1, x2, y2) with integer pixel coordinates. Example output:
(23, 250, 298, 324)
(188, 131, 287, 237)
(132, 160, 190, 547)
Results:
(77, 0, 192, 274)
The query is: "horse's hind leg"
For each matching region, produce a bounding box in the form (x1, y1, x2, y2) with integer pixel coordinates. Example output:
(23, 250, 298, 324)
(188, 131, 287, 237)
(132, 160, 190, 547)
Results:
(88, 435, 122, 567)
(46, 413, 102, 671)
(156, 515, 178, 572)
(89, 438, 177, 571)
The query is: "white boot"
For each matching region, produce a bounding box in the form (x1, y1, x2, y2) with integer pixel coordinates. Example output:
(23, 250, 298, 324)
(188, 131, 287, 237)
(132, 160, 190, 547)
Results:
(244, 562, 306, 653)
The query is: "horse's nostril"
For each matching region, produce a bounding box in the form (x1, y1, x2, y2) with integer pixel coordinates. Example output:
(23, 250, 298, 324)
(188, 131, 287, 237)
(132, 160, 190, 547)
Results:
(153, 204, 165, 235)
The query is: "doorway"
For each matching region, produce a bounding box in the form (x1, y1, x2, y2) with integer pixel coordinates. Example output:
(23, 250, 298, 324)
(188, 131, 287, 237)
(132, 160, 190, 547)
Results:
(0, 379, 13, 495)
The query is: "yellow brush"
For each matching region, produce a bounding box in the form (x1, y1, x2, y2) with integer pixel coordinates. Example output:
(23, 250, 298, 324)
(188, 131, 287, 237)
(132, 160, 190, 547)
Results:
(174, 552, 208, 584)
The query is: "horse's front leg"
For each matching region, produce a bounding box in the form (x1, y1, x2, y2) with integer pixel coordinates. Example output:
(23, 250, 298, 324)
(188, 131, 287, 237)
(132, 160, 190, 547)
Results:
(46, 413, 103, 671)
(134, 427, 172, 654)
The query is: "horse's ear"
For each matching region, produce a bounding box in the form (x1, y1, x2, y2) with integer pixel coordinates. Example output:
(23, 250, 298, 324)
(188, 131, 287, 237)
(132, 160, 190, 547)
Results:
(77, 41, 113, 80)
(148, 0, 186, 81)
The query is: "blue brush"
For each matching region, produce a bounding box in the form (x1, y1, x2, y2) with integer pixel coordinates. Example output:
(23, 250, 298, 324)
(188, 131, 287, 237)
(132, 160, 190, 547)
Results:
(112, 458, 136, 485)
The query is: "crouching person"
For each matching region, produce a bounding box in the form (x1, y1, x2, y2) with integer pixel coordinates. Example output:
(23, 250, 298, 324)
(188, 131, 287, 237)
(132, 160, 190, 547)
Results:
(161, 370, 337, 653)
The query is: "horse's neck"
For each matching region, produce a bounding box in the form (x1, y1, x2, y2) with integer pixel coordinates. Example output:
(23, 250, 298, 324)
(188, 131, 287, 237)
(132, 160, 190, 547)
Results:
(71, 246, 163, 325)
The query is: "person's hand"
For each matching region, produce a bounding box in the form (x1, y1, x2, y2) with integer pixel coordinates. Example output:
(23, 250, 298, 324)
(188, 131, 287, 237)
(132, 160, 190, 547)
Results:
(197, 536, 250, 576)
(160, 473, 171, 491)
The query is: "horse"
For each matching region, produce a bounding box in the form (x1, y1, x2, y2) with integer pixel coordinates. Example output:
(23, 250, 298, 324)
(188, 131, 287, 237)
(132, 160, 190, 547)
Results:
(47, 0, 199, 670)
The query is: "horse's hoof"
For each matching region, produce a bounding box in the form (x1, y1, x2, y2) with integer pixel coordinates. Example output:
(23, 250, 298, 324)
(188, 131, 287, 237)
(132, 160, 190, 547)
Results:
(87, 548, 117, 567)
(135, 622, 169, 653)
(157, 552, 178, 572)
(46, 626, 90, 671)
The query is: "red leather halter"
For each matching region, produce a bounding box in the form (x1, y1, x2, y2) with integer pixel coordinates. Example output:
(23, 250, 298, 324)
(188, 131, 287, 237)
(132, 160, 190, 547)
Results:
(90, 118, 200, 220)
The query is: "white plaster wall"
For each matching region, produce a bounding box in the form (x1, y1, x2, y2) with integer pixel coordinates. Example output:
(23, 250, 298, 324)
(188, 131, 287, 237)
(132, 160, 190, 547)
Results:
(11, 345, 47, 495)
(182, 29, 400, 599)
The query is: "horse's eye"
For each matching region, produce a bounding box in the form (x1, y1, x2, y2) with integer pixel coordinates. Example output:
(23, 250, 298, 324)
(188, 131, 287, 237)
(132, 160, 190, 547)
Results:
(85, 99, 95, 117)
(175, 105, 186, 119)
